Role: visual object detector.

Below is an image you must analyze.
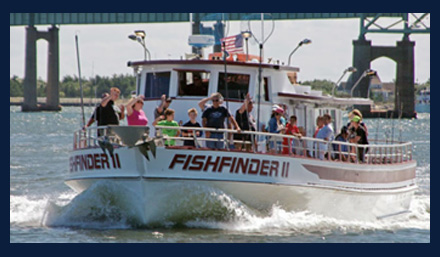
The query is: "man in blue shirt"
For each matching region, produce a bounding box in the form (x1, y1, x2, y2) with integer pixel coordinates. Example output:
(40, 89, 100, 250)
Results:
(316, 114, 334, 160)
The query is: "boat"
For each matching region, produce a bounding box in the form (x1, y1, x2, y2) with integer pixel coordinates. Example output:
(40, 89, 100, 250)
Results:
(415, 88, 430, 113)
(66, 49, 417, 222)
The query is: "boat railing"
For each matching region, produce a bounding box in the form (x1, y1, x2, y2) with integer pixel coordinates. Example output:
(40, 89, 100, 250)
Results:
(73, 125, 413, 165)
(154, 125, 413, 165)
(73, 126, 123, 150)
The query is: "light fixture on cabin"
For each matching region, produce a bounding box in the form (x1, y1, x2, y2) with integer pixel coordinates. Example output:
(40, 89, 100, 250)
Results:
(287, 38, 312, 66)
(350, 69, 377, 97)
(128, 30, 151, 61)
(332, 66, 357, 97)
(241, 30, 252, 62)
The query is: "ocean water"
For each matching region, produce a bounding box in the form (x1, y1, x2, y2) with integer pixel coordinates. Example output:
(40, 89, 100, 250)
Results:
(10, 106, 430, 243)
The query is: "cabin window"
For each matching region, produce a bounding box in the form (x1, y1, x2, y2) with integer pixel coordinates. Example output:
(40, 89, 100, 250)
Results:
(177, 71, 210, 97)
(144, 72, 171, 99)
(218, 72, 250, 100)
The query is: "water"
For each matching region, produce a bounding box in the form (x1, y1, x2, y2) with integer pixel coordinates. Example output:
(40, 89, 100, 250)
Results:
(10, 106, 430, 243)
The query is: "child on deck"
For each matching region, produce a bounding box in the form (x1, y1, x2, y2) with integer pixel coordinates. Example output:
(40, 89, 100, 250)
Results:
(181, 108, 203, 147)
(282, 115, 302, 155)
(153, 109, 180, 146)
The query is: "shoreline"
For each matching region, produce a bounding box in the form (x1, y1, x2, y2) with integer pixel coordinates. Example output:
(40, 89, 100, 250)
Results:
(10, 97, 130, 107)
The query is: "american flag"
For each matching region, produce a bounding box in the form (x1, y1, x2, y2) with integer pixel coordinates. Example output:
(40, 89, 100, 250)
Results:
(221, 34, 244, 54)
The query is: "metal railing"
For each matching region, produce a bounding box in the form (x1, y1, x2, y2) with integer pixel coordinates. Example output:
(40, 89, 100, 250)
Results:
(73, 126, 121, 150)
(74, 125, 413, 165)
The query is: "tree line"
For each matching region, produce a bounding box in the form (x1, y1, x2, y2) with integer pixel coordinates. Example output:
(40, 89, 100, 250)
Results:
(10, 75, 429, 100)
(10, 74, 136, 99)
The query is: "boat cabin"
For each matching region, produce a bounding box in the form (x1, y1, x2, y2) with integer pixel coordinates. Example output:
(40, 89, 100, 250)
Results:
(128, 59, 372, 139)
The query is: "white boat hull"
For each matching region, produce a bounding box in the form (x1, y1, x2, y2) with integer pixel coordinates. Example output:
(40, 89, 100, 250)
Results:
(66, 146, 417, 221)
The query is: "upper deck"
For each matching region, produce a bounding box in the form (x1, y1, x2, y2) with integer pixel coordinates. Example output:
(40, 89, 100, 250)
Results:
(127, 58, 372, 138)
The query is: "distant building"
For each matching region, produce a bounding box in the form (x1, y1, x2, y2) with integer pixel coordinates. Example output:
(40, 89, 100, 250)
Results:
(339, 81, 395, 101)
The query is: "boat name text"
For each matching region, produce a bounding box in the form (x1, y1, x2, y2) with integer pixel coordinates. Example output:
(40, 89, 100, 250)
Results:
(69, 153, 121, 172)
(169, 154, 289, 178)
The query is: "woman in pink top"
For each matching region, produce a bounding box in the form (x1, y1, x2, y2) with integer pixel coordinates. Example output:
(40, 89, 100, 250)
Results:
(126, 95, 148, 126)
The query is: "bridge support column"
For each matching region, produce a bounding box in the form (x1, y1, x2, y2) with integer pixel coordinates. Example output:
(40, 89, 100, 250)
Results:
(349, 37, 416, 118)
(45, 25, 60, 111)
(22, 26, 38, 112)
(22, 25, 61, 112)
(395, 40, 415, 117)
(350, 38, 372, 114)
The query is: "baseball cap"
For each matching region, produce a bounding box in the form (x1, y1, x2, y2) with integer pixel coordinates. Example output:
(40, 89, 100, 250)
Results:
(274, 107, 284, 114)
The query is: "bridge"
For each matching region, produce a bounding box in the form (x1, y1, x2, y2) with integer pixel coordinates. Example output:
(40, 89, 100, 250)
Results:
(10, 13, 430, 117)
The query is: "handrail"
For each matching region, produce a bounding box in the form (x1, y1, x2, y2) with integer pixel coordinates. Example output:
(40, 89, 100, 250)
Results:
(73, 125, 413, 165)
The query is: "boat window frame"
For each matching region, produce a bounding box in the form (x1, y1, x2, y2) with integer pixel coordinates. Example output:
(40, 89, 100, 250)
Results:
(174, 68, 211, 98)
(217, 71, 251, 101)
(143, 71, 172, 99)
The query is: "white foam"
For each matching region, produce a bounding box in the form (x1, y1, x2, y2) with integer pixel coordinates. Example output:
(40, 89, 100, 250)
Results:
(11, 182, 430, 234)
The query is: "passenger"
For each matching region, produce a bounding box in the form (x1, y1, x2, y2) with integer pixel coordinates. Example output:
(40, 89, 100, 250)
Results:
(347, 109, 368, 137)
(153, 109, 180, 146)
(95, 87, 125, 136)
(268, 107, 286, 153)
(154, 94, 172, 120)
(126, 95, 148, 126)
(84, 92, 109, 129)
(202, 92, 241, 149)
(332, 126, 349, 161)
(198, 94, 224, 112)
(298, 126, 309, 156)
(233, 93, 256, 151)
(314, 116, 324, 138)
(181, 108, 203, 147)
(100, 87, 125, 124)
(349, 115, 369, 163)
(316, 114, 334, 160)
(282, 115, 302, 155)
(265, 104, 287, 131)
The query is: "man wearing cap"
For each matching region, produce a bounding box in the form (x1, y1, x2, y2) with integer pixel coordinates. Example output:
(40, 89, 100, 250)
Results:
(154, 94, 173, 120)
(350, 115, 369, 163)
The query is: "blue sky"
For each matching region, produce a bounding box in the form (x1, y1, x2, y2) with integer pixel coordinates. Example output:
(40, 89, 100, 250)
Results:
(10, 16, 430, 84)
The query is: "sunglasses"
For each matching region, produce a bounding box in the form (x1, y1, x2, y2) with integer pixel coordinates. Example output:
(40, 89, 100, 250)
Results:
(212, 99, 220, 102)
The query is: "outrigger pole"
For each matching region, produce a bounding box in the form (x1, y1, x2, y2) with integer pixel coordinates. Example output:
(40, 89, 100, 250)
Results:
(256, 13, 264, 133)
(75, 34, 85, 128)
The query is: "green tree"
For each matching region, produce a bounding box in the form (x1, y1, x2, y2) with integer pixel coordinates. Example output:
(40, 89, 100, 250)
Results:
(301, 79, 335, 96)
(10, 76, 23, 97)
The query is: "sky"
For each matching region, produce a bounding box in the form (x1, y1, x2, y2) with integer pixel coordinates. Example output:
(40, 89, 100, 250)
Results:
(10, 15, 430, 84)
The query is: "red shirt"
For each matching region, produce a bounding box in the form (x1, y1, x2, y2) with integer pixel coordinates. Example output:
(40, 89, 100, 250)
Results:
(314, 125, 323, 138)
(282, 123, 300, 154)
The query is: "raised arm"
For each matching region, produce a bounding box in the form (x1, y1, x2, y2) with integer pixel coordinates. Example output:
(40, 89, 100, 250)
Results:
(152, 115, 165, 126)
(100, 94, 112, 107)
(238, 93, 251, 114)
(198, 96, 212, 111)
(156, 94, 167, 114)
(125, 96, 143, 117)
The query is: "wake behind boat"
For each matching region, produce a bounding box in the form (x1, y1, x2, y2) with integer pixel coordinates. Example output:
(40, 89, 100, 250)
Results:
(65, 56, 417, 221)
